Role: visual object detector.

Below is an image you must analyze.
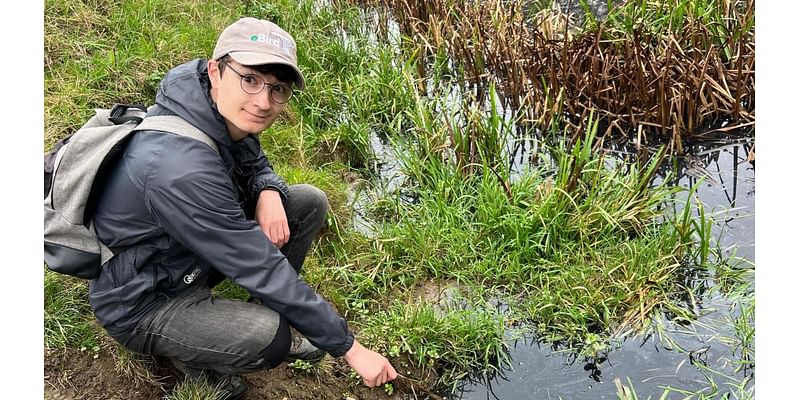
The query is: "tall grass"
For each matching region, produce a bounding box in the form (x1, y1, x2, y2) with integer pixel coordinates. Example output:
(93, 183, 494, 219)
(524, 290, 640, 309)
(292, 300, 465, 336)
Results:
(310, 98, 719, 380)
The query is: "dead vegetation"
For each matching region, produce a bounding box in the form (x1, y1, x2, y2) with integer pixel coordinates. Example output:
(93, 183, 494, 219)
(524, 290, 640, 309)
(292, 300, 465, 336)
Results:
(358, 0, 755, 152)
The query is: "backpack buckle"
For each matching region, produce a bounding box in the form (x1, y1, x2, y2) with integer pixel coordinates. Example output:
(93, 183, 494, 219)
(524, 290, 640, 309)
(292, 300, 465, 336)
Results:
(109, 104, 148, 125)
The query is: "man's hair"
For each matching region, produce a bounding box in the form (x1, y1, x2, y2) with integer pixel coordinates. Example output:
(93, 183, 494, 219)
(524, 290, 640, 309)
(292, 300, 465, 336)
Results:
(216, 55, 297, 87)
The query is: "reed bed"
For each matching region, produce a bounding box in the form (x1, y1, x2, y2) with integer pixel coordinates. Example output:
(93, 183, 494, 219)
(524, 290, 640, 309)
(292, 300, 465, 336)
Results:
(359, 0, 755, 152)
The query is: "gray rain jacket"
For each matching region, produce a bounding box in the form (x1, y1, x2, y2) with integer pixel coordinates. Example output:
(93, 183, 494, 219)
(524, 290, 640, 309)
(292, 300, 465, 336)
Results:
(88, 59, 354, 357)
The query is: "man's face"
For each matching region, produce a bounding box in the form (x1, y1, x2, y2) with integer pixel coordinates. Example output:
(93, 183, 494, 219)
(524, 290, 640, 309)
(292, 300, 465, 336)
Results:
(208, 59, 287, 141)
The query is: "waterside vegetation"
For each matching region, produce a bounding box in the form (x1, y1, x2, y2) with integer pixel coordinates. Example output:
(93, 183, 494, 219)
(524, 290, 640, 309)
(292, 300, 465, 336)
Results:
(364, 0, 755, 152)
(45, 0, 754, 398)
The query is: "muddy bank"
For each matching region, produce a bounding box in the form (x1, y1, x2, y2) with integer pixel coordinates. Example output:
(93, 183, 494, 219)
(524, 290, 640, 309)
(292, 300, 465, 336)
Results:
(44, 346, 434, 400)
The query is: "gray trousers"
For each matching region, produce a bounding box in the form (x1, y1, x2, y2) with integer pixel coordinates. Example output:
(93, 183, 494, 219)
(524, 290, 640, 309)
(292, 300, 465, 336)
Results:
(122, 184, 329, 375)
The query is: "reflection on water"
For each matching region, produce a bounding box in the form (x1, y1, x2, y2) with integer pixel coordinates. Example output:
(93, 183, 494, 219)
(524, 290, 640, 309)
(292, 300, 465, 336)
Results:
(605, 134, 756, 262)
(454, 294, 754, 400)
(670, 139, 755, 262)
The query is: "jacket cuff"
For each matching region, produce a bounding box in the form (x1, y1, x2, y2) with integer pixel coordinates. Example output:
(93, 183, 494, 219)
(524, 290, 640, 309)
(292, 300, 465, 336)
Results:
(252, 181, 289, 204)
(327, 331, 355, 358)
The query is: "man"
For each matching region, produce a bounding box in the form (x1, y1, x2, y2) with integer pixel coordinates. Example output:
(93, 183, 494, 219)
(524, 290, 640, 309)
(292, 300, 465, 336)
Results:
(88, 17, 396, 399)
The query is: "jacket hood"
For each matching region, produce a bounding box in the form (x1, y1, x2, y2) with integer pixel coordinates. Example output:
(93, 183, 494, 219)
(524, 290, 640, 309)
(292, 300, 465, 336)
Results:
(154, 59, 234, 148)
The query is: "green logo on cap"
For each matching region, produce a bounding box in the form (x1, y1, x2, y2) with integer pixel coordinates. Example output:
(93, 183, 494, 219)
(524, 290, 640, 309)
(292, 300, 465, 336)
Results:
(250, 35, 258, 41)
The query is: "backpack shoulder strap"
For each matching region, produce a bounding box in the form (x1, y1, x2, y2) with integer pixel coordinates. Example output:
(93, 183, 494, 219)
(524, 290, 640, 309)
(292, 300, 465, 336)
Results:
(135, 115, 219, 154)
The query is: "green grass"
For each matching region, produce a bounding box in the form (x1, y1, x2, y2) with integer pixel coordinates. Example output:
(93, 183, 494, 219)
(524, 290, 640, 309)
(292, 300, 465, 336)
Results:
(316, 116, 708, 353)
(44, 0, 239, 150)
(359, 299, 509, 387)
(45, 0, 753, 396)
(44, 269, 99, 350)
(166, 378, 225, 400)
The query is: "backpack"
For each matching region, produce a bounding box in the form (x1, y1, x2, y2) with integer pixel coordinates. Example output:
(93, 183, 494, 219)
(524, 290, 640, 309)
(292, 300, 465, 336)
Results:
(44, 104, 219, 279)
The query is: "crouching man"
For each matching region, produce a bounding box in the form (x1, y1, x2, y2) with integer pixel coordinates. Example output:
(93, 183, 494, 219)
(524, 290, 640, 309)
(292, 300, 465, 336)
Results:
(88, 17, 396, 399)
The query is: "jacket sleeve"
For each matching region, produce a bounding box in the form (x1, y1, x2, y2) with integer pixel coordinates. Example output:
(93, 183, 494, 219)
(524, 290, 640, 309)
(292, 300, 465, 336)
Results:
(144, 136, 354, 356)
(234, 135, 289, 203)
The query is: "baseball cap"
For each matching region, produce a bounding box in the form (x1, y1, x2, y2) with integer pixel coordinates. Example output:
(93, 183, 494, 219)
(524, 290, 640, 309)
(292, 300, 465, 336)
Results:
(213, 17, 305, 90)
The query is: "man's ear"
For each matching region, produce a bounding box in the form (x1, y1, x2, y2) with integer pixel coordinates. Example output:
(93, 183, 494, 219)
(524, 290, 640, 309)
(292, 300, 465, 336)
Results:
(207, 59, 220, 88)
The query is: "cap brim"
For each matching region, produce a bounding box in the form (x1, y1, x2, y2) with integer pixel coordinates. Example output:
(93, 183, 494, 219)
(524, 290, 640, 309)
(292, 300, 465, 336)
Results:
(228, 51, 305, 90)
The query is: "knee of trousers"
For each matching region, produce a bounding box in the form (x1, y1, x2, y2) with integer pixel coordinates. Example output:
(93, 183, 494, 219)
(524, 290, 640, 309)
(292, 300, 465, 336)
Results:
(289, 184, 329, 222)
(254, 314, 291, 369)
(229, 309, 292, 372)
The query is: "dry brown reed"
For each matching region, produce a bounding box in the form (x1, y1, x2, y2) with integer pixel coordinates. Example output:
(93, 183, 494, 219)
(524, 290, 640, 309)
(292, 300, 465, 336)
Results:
(359, 0, 755, 151)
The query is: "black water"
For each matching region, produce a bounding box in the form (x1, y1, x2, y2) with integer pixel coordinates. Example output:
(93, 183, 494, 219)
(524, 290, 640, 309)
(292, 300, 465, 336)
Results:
(454, 296, 753, 399)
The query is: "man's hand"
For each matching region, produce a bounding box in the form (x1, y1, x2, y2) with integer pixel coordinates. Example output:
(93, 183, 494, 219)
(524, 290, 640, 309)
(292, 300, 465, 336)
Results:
(256, 190, 290, 248)
(343, 339, 398, 388)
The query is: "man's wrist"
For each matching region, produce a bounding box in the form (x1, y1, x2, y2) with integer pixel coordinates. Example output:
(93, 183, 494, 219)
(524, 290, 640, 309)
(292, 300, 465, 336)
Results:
(343, 339, 362, 362)
(259, 188, 282, 201)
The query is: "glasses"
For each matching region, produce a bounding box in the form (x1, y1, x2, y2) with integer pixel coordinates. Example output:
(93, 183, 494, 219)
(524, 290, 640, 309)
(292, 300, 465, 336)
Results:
(224, 63, 294, 104)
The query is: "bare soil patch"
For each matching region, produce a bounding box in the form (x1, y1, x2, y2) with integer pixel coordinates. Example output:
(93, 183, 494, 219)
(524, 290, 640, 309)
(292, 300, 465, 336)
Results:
(45, 348, 163, 400)
(45, 347, 438, 400)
